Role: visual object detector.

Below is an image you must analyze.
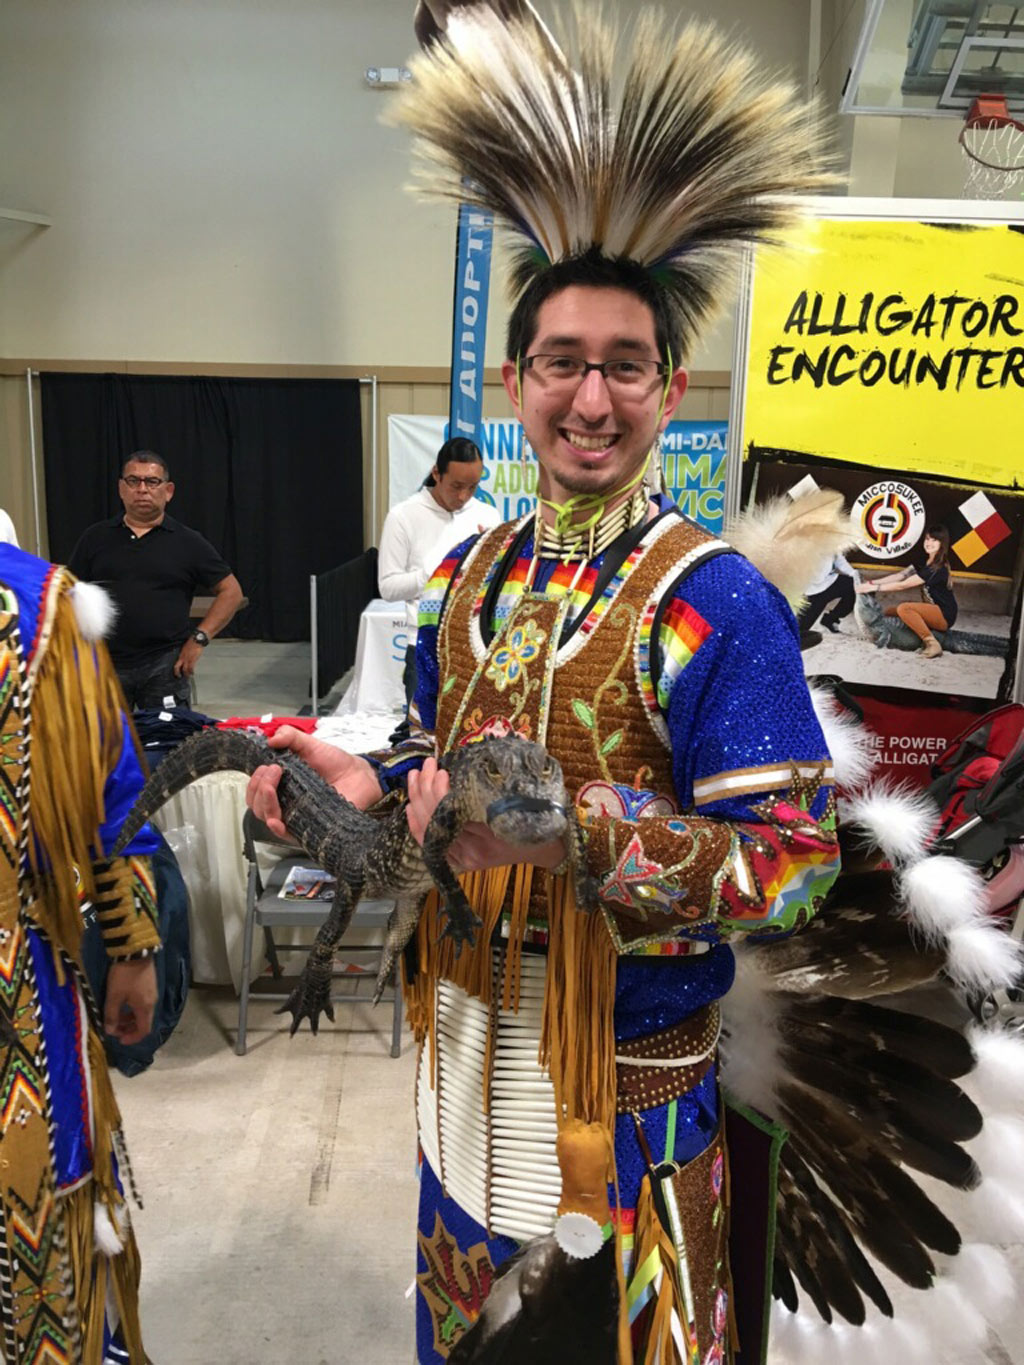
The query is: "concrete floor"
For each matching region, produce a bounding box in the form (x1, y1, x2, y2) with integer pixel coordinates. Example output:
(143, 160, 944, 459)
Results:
(117, 639, 420, 1363)
(116, 986, 419, 1365)
(111, 640, 1024, 1364)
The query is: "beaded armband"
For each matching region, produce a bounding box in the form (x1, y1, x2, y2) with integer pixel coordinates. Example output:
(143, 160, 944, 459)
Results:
(91, 856, 161, 960)
(584, 815, 735, 937)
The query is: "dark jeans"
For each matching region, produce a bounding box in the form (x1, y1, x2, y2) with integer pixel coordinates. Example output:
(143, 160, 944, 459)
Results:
(115, 647, 190, 711)
(389, 644, 418, 745)
(797, 574, 856, 631)
(403, 643, 417, 711)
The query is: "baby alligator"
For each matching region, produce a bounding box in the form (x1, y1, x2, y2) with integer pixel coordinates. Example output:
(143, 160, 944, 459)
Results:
(112, 730, 596, 1034)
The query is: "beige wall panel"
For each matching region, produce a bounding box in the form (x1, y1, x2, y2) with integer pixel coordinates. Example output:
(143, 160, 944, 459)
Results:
(0, 373, 46, 557)
(1, 0, 809, 376)
(708, 387, 732, 421)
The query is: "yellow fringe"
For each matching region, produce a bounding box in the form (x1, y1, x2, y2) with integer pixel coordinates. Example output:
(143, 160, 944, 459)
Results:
(541, 875, 618, 1131)
(632, 1174, 687, 1365)
(64, 1180, 108, 1364)
(24, 575, 131, 966)
(403, 864, 514, 1048)
(64, 1179, 146, 1364)
(540, 877, 631, 1361)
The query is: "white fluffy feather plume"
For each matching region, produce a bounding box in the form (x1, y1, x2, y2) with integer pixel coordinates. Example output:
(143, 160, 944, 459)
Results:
(718, 948, 785, 1118)
(93, 1202, 125, 1257)
(391, 5, 837, 351)
(725, 489, 857, 608)
(837, 782, 938, 865)
(966, 1023, 1024, 1117)
(69, 580, 117, 641)
(807, 686, 875, 792)
(944, 922, 1022, 994)
(899, 855, 991, 943)
(898, 855, 1022, 992)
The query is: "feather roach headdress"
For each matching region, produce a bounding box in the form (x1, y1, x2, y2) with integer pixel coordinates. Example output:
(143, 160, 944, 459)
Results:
(395, 1, 836, 356)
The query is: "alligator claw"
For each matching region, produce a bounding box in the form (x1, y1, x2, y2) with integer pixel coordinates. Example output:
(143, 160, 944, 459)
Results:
(372, 955, 396, 1006)
(438, 904, 483, 956)
(276, 974, 335, 1035)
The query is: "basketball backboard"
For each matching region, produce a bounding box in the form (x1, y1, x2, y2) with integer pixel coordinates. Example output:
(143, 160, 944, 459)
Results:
(841, 0, 1024, 118)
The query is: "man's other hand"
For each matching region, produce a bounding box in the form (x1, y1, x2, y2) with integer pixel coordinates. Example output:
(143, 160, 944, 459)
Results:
(173, 638, 204, 678)
(105, 958, 158, 1044)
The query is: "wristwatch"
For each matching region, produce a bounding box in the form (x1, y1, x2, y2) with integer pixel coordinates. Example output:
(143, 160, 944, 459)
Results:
(192, 629, 210, 647)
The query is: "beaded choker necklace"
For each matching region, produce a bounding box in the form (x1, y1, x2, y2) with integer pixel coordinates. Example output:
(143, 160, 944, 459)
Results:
(523, 461, 654, 596)
(533, 482, 650, 563)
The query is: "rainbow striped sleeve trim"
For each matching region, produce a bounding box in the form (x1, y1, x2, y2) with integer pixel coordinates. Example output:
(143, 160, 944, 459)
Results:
(418, 550, 466, 629)
(639, 594, 713, 715)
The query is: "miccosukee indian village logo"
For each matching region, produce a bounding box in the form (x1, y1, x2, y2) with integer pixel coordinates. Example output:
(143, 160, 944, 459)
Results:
(854, 480, 925, 558)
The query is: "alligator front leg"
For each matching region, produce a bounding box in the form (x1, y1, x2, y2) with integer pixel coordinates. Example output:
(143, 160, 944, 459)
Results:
(421, 795, 482, 955)
(278, 883, 359, 1035)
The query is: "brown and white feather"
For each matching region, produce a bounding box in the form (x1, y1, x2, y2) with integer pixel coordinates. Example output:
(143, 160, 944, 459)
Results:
(391, 5, 837, 353)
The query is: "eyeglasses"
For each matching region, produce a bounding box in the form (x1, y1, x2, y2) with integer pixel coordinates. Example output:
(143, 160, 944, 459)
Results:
(522, 354, 668, 390)
(121, 475, 166, 489)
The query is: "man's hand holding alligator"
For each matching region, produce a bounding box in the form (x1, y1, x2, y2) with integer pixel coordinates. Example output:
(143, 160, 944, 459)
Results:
(116, 730, 596, 1034)
(245, 725, 382, 838)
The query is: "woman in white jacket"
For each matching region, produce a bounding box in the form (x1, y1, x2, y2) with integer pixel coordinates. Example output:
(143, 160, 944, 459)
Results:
(378, 437, 500, 714)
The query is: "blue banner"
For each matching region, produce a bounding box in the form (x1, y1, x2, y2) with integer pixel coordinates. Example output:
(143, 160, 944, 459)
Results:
(660, 420, 728, 533)
(449, 203, 494, 447)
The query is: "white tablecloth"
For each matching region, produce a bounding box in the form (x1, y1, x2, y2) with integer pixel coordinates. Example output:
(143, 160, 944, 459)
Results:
(154, 772, 253, 991)
(334, 598, 407, 715)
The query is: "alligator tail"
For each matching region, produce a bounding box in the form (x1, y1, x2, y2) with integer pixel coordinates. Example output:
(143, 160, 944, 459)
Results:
(112, 728, 275, 854)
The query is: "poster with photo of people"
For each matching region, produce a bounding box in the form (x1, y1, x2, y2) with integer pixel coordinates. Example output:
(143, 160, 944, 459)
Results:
(749, 456, 1024, 701)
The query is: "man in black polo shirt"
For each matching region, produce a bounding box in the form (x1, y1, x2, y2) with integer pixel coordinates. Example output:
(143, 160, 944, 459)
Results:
(69, 451, 244, 709)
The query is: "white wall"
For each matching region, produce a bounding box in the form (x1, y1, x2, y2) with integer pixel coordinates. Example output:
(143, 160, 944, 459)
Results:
(0, 0, 814, 372)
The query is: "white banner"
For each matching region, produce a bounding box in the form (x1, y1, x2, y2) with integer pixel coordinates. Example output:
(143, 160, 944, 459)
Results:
(388, 414, 536, 522)
(386, 414, 728, 531)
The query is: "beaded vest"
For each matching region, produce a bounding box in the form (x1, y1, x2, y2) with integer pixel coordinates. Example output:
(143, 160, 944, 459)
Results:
(433, 510, 729, 949)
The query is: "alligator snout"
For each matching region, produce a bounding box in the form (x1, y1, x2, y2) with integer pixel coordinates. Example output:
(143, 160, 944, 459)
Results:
(486, 794, 567, 821)
(486, 792, 569, 845)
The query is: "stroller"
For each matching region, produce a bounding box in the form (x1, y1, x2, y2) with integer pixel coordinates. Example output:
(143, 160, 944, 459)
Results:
(926, 702, 1024, 1027)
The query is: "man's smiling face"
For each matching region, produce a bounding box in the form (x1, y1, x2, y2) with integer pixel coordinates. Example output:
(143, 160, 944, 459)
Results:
(502, 285, 688, 506)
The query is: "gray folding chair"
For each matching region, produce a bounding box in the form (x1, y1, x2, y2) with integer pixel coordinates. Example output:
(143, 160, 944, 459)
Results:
(236, 810, 403, 1057)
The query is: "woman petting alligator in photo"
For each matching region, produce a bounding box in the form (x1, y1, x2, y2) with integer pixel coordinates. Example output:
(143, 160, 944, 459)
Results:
(855, 524, 962, 658)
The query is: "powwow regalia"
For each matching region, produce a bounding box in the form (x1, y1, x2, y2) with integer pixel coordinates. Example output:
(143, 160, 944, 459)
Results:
(0, 543, 160, 1364)
(377, 4, 1024, 1363)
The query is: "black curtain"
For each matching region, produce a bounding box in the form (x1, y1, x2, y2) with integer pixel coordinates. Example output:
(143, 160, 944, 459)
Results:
(40, 372, 364, 641)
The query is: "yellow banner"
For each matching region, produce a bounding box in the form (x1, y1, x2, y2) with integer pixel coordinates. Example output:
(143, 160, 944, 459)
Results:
(742, 218, 1024, 488)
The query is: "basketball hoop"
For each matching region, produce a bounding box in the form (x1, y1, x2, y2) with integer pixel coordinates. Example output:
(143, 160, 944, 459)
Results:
(959, 94, 1024, 200)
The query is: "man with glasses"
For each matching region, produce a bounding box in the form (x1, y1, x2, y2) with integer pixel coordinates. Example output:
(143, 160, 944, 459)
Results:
(69, 451, 243, 709)
(247, 259, 839, 1358)
(247, 7, 840, 1360)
